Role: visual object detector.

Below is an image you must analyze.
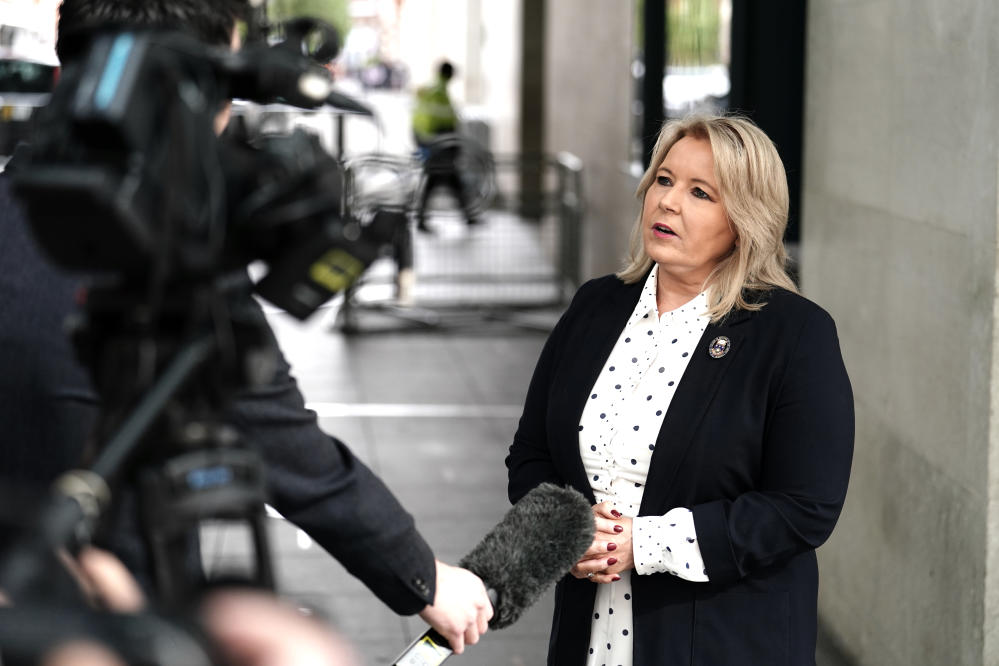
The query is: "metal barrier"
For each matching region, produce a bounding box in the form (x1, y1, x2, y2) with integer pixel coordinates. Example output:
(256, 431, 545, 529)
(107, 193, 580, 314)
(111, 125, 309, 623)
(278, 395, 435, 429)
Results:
(338, 142, 584, 332)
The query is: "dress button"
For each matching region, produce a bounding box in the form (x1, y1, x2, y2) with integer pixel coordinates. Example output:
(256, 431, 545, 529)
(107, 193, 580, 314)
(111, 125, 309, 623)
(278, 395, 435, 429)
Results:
(413, 577, 430, 596)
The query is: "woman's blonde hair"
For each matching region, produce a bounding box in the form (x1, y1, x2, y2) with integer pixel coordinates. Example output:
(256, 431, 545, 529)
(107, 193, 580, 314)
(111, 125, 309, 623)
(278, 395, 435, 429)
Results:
(617, 114, 797, 322)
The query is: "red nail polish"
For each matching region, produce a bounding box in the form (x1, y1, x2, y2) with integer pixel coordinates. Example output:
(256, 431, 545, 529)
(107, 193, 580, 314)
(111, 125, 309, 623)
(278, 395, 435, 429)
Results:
(614, 525, 624, 533)
(607, 557, 618, 566)
(611, 509, 621, 517)
(612, 575, 621, 581)
(607, 543, 617, 551)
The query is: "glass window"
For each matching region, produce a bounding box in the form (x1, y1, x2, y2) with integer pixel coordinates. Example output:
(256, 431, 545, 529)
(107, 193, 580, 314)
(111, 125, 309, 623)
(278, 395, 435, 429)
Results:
(631, 0, 731, 169)
(664, 0, 731, 117)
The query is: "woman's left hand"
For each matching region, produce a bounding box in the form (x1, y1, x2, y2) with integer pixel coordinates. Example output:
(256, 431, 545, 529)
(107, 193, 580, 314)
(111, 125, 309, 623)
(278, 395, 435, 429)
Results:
(569, 501, 634, 584)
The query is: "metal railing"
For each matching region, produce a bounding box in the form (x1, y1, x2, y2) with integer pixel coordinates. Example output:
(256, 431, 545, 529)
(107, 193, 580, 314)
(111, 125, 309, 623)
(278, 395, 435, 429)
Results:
(337, 139, 584, 332)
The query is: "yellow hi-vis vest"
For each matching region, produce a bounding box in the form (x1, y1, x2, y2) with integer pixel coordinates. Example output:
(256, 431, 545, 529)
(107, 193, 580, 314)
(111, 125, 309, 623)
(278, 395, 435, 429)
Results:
(412, 77, 457, 144)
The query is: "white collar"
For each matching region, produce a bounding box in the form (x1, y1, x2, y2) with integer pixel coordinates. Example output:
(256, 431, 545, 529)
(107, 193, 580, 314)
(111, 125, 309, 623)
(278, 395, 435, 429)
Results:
(626, 264, 708, 328)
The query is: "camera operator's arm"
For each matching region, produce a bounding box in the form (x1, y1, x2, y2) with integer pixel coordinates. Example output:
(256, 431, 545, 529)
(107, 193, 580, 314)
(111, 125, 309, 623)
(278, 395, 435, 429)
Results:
(225, 296, 491, 648)
(224, 294, 436, 614)
(224, 297, 494, 629)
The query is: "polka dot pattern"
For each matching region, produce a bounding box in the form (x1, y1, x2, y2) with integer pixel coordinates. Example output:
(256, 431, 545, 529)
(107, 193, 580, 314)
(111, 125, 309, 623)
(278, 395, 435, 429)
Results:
(633, 508, 708, 581)
(578, 265, 711, 665)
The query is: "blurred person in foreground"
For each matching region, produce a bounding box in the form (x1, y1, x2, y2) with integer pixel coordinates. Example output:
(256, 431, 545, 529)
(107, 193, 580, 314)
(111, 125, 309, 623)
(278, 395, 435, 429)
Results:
(0, 0, 491, 653)
(35, 547, 361, 665)
(506, 114, 854, 665)
(411, 60, 479, 231)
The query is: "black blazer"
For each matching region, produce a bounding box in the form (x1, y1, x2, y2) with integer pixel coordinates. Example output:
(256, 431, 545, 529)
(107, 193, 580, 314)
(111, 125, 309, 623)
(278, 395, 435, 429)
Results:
(507, 273, 854, 666)
(0, 177, 435, 615)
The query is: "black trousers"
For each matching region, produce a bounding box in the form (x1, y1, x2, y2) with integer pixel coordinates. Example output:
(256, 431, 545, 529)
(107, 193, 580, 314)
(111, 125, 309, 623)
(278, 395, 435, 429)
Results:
(416, 144, 477, 226)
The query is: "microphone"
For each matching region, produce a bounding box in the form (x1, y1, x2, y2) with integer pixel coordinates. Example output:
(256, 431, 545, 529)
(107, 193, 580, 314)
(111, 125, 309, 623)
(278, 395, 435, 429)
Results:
(392, 483, 594, 665)
(223, 44, 333, 108)
(324, 90, 374, 116)
(223, 46, 374, 117)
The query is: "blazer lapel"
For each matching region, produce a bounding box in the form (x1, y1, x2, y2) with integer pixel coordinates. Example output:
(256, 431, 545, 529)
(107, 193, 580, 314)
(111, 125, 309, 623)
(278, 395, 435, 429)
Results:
(639, 307, 753, 514)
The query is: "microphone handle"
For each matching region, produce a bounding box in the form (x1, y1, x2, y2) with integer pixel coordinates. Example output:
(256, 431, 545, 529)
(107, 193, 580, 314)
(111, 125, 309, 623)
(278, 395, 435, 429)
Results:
(391, 588, 498, 665)
(392, 626, 453, 666)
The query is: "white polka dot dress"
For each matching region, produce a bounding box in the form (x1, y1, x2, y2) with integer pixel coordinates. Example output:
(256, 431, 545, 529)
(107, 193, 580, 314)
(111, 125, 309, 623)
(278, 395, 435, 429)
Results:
(579, 265, 710, 666)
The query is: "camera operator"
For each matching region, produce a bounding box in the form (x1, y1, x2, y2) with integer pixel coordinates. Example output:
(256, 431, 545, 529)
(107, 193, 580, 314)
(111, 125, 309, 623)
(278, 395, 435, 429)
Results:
(0, 0, 492, 655)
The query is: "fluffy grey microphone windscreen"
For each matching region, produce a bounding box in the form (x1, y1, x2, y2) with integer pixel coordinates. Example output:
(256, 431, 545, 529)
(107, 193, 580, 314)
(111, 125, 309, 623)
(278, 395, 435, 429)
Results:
(459, 483, 594, 629)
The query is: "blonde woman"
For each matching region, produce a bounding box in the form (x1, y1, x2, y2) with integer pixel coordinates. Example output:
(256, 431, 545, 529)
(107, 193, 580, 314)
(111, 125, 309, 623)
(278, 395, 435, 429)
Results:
(507, 114, 853, 665)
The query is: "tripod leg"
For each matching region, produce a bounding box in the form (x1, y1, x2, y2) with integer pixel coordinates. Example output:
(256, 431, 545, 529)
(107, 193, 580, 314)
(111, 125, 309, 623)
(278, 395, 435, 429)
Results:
(250, 512, 274, 590)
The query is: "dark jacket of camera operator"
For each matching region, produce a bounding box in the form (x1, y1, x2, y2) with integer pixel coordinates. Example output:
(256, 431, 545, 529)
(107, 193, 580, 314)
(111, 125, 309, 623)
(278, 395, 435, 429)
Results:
(0, 175, 437, 615)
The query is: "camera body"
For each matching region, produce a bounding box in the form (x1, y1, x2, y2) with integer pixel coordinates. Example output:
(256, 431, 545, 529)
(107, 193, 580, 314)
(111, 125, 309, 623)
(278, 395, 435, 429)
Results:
(11, 28, 381, 319)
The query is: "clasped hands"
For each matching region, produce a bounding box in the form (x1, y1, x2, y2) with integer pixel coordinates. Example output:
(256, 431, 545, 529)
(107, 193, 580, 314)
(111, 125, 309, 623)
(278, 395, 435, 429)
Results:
(570, 501, 633, 584)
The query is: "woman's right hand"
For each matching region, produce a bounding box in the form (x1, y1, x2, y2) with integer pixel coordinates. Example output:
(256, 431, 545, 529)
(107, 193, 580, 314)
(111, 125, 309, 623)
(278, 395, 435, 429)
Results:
(569, 501, 634, 584)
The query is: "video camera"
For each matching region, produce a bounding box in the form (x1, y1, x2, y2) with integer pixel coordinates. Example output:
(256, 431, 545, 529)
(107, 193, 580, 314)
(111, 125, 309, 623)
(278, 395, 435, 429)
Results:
(11, 27, 385, 319)
(0, 17, 395, 644)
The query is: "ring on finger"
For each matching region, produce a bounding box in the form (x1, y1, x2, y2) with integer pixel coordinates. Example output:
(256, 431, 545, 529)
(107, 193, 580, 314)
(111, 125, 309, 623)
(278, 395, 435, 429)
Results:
(587, 572, 594, 579)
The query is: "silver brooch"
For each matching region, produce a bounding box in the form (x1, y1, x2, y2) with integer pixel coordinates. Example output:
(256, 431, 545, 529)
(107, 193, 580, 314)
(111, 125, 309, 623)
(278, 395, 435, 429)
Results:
(708, 336, 731, 359)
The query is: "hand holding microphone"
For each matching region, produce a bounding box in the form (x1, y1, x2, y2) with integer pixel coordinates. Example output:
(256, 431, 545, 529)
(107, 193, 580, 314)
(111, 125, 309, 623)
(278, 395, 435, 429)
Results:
(417, 560, 492, 654)
(395, 483, 595, 665)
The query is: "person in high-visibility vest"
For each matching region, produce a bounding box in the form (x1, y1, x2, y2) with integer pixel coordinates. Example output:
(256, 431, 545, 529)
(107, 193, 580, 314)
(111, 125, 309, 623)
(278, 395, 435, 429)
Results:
(411, 61, 479, 231)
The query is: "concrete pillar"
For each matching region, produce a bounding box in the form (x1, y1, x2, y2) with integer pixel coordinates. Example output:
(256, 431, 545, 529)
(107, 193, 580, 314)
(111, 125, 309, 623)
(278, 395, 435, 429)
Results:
(544, 0, 635, 278)
(801, 1, 999, 663)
